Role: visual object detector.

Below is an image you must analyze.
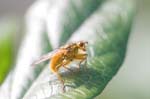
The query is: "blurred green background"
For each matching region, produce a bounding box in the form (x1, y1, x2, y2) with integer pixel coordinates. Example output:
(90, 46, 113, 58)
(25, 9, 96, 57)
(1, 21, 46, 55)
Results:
(0, 0, 149, 99)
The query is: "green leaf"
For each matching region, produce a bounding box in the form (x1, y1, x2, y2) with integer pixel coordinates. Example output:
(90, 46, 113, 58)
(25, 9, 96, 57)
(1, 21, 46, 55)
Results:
(9, 0, 105, 98)
(0, 18, 17, 85)
(23, 0, 135, 99)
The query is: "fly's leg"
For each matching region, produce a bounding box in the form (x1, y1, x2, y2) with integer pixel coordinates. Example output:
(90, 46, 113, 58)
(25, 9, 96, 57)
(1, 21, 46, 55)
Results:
(53, 63, 66, 92)
(55, 72, 65, 92)
(74, 53, 90, 80)
(74, 54, 87, 70)
(61, 59, 74, 73)
(50, 64, 65, 92)
(80, 58, 87, 71)
(62, 65, 74, 73)
(54, 60, 73, 92)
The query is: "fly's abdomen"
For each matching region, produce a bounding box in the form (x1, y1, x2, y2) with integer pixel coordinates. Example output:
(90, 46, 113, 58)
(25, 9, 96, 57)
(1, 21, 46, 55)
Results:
(49, 51, 64, 73)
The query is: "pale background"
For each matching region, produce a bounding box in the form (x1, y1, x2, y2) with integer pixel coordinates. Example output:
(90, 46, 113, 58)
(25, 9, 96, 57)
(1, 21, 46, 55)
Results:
(0, 0, 149, 99)
(0, 0, 35, 16)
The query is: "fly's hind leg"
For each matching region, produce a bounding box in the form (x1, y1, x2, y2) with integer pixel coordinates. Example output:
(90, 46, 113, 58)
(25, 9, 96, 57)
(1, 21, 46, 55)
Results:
(53, 63, 66, 92)
(54, 60, 73, 92)
(55, 72, 65, 92)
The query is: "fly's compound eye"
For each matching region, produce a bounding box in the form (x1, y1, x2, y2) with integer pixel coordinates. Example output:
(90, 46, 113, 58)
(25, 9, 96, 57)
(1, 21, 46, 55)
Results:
(78, 42, 87, 51)
(79, 42, 84, 47)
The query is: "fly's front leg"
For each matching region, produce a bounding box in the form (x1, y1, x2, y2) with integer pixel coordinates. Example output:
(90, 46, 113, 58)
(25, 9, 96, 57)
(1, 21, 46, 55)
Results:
(74, 54, 87, 70)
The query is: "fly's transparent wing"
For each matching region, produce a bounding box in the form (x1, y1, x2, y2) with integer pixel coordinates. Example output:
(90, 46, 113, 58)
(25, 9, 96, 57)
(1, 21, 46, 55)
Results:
(31, 49, 59, 66)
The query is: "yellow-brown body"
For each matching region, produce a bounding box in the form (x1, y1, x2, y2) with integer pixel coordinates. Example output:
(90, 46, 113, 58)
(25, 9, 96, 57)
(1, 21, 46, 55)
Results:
(50, 41, 87, 73)
(50, 49, 67, 73)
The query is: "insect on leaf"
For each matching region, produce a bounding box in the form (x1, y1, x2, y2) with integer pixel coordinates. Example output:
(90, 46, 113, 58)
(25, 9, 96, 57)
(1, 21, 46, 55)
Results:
(23, 0, 136, 99)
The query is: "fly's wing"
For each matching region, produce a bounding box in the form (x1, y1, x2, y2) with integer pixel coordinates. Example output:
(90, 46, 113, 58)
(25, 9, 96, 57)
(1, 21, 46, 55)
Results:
(31, 49, 59, 66)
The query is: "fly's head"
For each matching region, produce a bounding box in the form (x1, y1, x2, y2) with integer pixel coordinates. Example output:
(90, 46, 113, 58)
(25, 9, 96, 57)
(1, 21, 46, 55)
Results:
(76, 41, 88, 51)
